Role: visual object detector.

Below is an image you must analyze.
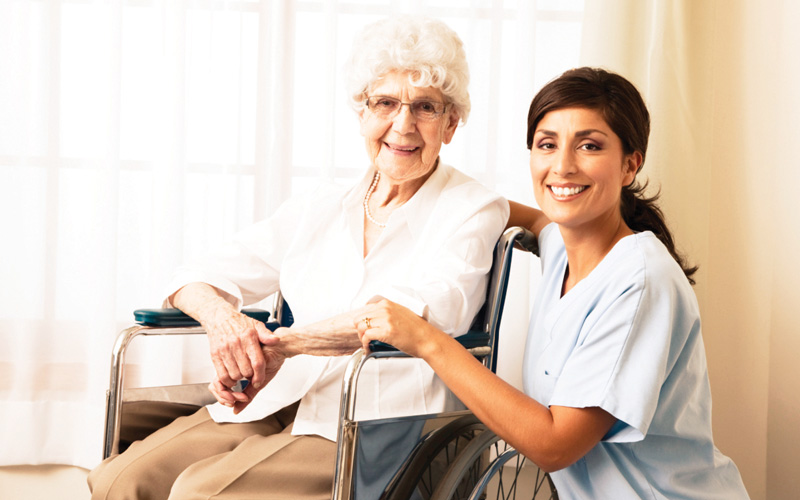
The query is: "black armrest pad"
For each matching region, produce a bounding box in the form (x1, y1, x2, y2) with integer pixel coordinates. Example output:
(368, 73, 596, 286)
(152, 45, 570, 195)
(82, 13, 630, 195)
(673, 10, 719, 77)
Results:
(368, 330, 489, 353)
(453, 330, 491, 349)
(134, 308, 273, 328)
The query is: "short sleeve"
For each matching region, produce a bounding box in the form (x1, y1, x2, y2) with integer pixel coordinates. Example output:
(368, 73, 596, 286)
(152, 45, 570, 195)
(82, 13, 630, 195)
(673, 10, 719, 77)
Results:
(548, 255, 675, 443)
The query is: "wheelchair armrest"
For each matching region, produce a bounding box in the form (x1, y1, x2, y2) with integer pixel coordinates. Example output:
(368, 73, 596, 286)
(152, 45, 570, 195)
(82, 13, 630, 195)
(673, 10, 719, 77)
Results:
(368, 330, 490, 353)
(133, 308, 277, 330)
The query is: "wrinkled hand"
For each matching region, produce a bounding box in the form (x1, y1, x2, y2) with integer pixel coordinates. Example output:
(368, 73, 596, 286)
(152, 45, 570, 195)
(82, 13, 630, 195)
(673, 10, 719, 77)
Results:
(209, 335, 286, 414)
(355, 299, 432, 358)
(203, 308, 278, 394)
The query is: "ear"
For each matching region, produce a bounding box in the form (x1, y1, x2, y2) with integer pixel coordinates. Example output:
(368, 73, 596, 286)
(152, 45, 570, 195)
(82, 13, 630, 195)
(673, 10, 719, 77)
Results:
(358, 107, 368, 136)
(622, 151, 643, 186)
(441, 111, 460, 145)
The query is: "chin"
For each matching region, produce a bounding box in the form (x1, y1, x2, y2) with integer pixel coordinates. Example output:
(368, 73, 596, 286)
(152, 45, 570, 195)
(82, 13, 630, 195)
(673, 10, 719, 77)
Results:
(379, 162, 433, 182)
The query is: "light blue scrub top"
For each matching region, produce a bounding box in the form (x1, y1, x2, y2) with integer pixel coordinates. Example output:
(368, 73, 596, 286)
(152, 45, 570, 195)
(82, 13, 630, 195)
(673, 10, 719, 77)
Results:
(523, 224, 749, 499)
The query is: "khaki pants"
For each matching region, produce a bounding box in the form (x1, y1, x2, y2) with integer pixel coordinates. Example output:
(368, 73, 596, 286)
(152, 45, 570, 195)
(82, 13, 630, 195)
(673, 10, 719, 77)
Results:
(88, 403, 337, 500)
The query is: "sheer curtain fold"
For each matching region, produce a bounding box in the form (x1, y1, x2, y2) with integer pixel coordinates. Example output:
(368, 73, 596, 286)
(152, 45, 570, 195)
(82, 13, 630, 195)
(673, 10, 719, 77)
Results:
(0, 0, 582, 469)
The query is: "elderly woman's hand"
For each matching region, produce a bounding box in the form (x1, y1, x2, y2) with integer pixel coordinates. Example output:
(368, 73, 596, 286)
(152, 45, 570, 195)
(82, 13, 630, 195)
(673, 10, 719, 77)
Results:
(171, 282, 281, 396)
(202, 307, 278, 392)
(209, 334, 286, 414)
(355, 299, 441, 359)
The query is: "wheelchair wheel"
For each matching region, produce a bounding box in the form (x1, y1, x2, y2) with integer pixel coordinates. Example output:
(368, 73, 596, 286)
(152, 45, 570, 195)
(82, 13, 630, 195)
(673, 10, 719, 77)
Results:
(382, 414, 490, 500)
(430, 430, 558, 500)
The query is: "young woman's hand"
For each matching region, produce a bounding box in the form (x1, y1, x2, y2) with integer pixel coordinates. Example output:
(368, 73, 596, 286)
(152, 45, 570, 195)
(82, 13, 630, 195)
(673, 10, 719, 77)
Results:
(355, 299, 440, 359)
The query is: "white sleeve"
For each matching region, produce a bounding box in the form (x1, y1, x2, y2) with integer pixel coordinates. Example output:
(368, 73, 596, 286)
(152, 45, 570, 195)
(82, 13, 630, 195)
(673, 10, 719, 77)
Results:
(371, 193, 510, 336)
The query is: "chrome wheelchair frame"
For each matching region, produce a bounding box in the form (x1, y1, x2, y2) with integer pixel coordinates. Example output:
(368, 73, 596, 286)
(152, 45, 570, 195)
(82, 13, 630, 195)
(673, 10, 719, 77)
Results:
(101, 226, 556, 499)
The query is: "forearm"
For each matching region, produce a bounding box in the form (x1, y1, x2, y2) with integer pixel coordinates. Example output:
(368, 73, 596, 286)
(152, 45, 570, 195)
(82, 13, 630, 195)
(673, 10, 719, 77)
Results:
(422, 331, 610, 472)
(355, 299, 611, 470)
(273, 308, 368, 358)
(507, 200, 550, 236)
(171, 282, 238, 324)
(422, 334, 555, 463)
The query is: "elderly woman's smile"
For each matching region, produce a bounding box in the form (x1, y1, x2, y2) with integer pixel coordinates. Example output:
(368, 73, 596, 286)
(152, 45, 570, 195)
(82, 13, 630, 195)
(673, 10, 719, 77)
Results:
(385, 142, 420, 153)
(360, 70, 459, 186)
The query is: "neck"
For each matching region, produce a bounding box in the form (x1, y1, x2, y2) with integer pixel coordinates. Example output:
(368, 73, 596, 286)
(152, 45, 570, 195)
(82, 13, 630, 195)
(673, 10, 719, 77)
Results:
(370, 160, 438, 208)
(559, 215, 632, 295)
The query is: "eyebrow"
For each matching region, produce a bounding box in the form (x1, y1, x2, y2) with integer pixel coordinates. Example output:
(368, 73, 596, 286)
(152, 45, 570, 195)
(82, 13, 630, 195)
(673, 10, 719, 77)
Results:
(535, 129, 609, 138)
(373, 95, 441, 102)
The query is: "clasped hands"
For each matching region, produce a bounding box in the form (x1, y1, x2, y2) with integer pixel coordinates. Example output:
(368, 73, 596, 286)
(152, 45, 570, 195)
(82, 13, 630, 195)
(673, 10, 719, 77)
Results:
(204, 299, 433, 414)
(204, 310, 287, 414)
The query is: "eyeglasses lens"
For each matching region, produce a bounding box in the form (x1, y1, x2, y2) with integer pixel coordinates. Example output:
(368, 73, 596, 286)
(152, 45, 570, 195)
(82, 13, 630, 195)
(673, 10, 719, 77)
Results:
(366, 96, 445, 120)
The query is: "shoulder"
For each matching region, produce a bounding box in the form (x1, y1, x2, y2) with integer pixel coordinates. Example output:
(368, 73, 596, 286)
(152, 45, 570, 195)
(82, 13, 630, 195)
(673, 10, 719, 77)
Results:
(590, 232, 688, 288)
(622, 232, 701, 334)
(570, 232, 697, 324)
(432, 163, 509, 220)
(437, 163, 502, 200)
(633, 233, 695, 295)
(401, 163, 508, 242)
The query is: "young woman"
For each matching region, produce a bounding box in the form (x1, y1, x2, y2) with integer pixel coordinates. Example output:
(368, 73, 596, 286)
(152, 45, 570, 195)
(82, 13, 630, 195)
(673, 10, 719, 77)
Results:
(356, 67, 750, 499)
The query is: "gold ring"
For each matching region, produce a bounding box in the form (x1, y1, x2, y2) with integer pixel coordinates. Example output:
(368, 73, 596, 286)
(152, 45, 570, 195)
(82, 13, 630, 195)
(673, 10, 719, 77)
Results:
(363, 317, 372, 329)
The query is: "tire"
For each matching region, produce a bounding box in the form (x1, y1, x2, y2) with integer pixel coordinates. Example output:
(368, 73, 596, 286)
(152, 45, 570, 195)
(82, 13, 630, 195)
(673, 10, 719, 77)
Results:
(382, 414, 489, 500)
(430, 431, 558, 500)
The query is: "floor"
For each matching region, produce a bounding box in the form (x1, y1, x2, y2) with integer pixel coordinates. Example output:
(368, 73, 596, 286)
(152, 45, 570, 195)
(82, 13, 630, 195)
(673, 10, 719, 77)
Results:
(0, 461, 548, 499)
(0, 465, 90, 500)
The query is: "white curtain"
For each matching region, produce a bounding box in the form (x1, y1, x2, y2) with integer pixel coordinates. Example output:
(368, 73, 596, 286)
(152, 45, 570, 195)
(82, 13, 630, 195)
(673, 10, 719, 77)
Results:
(0, 0, 584, 469)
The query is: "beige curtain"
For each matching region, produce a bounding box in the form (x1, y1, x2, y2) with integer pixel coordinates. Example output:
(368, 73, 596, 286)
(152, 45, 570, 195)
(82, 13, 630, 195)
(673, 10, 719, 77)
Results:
(579, 1, 800, 499)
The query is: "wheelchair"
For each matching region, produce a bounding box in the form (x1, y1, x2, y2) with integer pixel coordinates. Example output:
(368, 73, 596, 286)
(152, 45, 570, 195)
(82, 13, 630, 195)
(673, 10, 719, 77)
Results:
(101, 226, 557, 500)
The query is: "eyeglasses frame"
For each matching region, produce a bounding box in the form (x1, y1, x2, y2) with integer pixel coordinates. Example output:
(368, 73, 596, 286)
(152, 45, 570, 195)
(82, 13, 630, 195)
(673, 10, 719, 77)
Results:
(364, 95, 450, 121)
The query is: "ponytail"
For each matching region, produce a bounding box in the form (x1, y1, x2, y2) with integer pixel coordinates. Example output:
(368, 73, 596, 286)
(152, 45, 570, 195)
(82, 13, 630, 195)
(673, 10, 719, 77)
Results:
(621, 181, 698, 285)
(528, 67, 698, 285)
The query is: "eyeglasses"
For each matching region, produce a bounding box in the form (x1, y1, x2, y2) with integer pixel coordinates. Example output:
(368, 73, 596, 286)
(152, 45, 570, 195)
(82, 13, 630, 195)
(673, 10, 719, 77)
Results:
(365, 96, 449, 121)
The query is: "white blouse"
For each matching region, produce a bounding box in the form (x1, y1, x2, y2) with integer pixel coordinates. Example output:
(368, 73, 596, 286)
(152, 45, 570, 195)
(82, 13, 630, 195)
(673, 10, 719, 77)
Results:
(165, 163, 509, 441)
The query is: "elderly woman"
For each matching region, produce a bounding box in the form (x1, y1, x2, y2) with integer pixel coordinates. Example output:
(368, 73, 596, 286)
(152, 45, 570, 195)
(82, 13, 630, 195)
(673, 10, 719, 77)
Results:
(357, 68, 749, 498)
(87, 16, 508, 500)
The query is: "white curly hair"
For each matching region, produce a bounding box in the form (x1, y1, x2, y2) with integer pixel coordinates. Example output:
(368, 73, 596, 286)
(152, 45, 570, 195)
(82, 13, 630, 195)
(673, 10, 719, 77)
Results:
(344, 16, 471, 124)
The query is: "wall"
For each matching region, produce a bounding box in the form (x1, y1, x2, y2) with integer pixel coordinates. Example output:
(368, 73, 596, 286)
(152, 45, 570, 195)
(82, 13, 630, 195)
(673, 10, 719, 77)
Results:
(763, 2, 800, 498)
(693, 3, 800, 498)
(701, 2, 772, 496)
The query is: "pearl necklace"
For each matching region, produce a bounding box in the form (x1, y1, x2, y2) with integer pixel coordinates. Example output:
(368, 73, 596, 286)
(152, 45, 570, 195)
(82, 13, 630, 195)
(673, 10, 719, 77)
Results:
(363, 172, 387, 228)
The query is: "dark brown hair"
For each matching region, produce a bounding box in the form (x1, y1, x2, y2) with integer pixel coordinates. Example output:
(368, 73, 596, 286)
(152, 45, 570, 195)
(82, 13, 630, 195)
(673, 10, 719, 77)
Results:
(527, 67, 697, 284)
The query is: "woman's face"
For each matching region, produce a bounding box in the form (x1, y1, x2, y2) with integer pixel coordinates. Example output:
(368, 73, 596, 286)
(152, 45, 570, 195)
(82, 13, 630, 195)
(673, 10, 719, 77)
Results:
(359, 70, 459, 184)
(529, 107, 641, 233)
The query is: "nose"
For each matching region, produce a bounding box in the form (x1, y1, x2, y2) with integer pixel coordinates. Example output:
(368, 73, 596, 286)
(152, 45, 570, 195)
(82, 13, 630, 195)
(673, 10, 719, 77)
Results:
(391, 104, 417, 134)
(551, 148, 577, 176)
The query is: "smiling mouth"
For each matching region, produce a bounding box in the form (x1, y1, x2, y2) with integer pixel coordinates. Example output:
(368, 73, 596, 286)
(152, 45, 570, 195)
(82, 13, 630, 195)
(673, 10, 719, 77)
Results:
(549, 185, 588, 197)
(385, 142, 419, 152)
